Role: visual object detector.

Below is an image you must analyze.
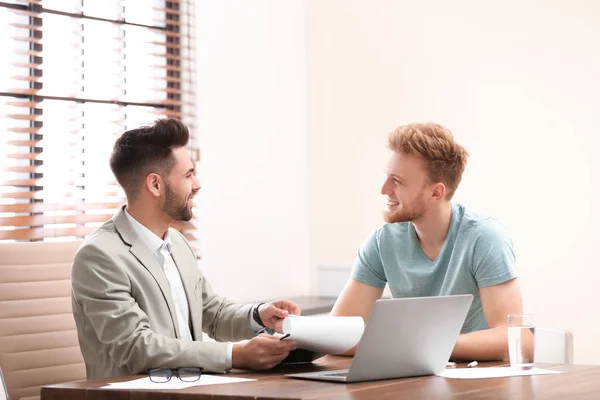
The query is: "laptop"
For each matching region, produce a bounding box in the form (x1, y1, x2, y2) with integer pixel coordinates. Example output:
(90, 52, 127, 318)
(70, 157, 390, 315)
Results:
(286, 294, 473, 383)
(0, 367, 8, 400)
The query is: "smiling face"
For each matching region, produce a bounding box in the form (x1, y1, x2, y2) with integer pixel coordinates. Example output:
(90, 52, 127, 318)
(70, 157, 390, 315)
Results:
(160, 146, 200, 222)
(380, 151, 434, 224)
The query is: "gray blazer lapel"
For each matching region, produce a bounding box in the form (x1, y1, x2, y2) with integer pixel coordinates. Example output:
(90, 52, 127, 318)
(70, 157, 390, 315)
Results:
(113, 206, 182, 339)
(169, 231, 203, 341)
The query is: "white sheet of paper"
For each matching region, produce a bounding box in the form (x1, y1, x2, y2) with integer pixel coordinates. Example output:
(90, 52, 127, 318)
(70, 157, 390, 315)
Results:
(100, 375, 255, 390)
(437, 367, 562, 379)
(282, 315, 364, 354)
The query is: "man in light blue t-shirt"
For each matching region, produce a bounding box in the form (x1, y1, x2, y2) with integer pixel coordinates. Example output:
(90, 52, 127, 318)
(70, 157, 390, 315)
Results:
(331, 122, 525, 362)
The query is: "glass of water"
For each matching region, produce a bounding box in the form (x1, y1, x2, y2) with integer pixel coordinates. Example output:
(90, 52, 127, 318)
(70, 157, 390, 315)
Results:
(507, 314, 535, 370)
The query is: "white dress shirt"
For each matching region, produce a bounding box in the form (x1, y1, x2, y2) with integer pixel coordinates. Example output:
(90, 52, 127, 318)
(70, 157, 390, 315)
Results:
(125, 210, 193, 341)
(125, 209, 263, 370)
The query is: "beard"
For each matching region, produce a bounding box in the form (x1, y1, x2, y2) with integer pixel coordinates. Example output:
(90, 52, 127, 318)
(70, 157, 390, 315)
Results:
(383, 190, 427, 224)
(161, 182, 194, 222)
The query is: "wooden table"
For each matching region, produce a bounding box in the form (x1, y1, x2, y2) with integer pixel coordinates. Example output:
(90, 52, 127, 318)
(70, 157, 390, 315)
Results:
(41, 356, 600, 400)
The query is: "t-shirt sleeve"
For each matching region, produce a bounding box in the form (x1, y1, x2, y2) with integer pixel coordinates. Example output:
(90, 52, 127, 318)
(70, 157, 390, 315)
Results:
(351, 229, 387, 289)
(471, 219, 517, 288)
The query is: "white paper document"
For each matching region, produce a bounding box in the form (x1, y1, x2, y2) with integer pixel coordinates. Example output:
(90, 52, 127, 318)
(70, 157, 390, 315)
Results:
(437, 367, 562, 379)
(282, 315, 364, 354)
(100, 375, 255, 390)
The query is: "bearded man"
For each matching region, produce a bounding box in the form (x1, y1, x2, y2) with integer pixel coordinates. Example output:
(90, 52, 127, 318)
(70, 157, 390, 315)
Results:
(331, 122, 525, 362)
(72, 119, 298, 379)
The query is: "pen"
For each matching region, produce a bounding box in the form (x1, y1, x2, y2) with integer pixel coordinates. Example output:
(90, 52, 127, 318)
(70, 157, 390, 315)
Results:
(280, 334, 290, 341)
(446, 362, 457, 368)
(467, 361, 478, 368)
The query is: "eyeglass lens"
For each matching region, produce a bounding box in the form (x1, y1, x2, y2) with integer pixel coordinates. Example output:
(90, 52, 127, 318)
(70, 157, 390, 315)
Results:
(178, 367, 202, 382)
(148, 368, 173, 383)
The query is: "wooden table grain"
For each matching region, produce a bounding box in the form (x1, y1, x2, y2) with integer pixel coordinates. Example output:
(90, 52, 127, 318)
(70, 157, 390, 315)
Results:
(41, 356, 600, 400)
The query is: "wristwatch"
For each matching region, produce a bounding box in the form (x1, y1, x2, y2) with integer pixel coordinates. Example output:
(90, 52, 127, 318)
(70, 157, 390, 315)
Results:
(253, 303, 267, 328)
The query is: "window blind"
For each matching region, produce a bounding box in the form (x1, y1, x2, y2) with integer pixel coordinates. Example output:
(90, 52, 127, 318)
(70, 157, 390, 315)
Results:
(0, 0, 198, 243)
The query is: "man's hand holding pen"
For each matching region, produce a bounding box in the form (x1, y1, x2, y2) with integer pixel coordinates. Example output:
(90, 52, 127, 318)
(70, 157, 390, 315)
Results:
(231, 299, 301, 370)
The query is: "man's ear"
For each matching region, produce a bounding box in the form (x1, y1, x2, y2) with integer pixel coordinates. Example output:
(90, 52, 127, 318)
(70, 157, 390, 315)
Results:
(145, 173, 162, 198)
(431, 182, 446, 201)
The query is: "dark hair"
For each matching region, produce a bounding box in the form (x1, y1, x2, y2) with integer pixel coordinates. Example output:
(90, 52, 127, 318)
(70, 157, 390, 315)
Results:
(110, 118, 190, 199)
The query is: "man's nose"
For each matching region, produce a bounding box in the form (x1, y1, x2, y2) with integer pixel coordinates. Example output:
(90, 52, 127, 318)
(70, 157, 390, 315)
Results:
(380, 180, 391, 195)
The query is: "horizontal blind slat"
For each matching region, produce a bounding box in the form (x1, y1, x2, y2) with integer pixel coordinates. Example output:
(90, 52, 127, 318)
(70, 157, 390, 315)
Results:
(0, 214, 113, 227)
(0, 203, 123, 213)
(0, 227, 97, 241)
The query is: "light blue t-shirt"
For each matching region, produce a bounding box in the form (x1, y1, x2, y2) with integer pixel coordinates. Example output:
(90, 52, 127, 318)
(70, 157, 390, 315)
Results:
(351, 204, 516, 334)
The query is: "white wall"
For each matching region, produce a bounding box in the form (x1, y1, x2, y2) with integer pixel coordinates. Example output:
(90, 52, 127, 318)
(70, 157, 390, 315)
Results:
(195, 0, 310, 302)
(307, 0, 600, 363)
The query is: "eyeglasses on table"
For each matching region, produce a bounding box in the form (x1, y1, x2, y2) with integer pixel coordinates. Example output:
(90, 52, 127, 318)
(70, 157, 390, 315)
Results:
(147, 366, 203, 383)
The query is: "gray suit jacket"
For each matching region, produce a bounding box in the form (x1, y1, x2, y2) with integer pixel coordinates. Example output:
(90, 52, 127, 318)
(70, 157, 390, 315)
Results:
(71, 206, 255, 380)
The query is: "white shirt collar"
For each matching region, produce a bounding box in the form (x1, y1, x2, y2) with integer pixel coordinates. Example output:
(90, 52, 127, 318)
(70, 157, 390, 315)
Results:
(124, 208, 172, 254)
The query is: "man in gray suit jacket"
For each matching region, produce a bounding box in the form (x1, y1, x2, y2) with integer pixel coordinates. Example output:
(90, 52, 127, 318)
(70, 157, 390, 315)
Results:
(72, 119, 298, 380)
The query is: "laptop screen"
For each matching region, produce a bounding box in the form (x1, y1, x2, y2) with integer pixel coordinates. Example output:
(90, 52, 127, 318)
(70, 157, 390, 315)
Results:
(0, 367, 8, 400)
